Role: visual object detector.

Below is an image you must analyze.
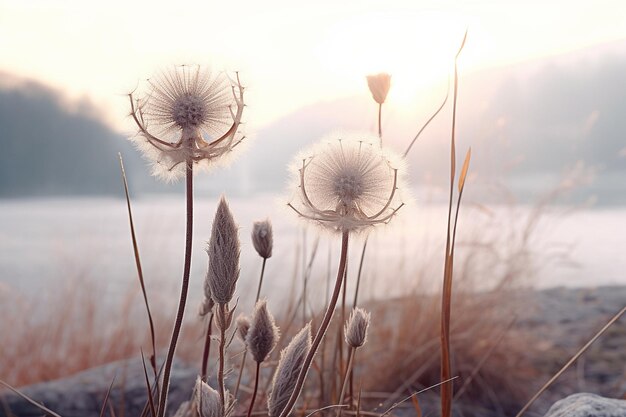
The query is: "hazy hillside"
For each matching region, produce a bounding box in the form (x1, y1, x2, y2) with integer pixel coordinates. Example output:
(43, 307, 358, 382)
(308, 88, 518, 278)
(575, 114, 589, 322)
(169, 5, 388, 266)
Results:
(1, 39, 625, 203)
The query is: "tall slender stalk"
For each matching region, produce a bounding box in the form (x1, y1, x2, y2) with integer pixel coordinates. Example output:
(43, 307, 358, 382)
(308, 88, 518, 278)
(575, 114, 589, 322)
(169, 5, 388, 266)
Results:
(234, 258, 268, 398)
(255, 258, 268, 302)
(118, 154, 158, 388)
(157, 160, 194, 417)
(377, 103, 382, 140)
(278, 230, 350, 417)
(337, 347, 355, 417)
(440, 30, 467, 417)
(246, 362, 261, 417)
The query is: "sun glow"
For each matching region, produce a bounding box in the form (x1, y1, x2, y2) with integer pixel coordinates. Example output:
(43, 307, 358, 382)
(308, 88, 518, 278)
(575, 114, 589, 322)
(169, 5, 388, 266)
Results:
(317, 11, 481, 105)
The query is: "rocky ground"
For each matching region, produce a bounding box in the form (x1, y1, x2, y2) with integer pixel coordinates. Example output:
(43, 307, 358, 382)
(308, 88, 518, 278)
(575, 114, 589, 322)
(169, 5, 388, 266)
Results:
(1, 286, 624, 417)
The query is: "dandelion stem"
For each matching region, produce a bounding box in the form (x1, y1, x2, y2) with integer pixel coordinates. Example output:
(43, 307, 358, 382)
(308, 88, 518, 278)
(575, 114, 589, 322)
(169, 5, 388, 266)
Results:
(278, 230, 350, 417)
(157, 160, 194, 417)
(201, 312, 214, 381)
(352, 238, 368, 308)
(235, 255, 268, 398)
(255, 258, 268, 302)
(246, 362, 261, 417)
(337, 347, 356, 417)
(377, 103, 383, 141)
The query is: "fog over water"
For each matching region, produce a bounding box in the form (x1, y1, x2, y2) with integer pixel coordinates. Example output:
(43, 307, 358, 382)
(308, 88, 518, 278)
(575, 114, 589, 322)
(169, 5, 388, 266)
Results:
(1, 195, 624, 316)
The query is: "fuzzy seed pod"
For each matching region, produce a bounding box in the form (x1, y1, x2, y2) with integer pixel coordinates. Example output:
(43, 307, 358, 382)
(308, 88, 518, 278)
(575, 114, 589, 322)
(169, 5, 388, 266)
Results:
(199, 297, 215, 317)
(267, 323, 312, 417)
(345, 308, 371, 348)
(194, 378, 223, 417)
(247, 300, 280, 363)
(252, 219, 273, 259)
(366, 73, 391, 104)
(236, 314, 251, 343)
(206, 196, 240, 305)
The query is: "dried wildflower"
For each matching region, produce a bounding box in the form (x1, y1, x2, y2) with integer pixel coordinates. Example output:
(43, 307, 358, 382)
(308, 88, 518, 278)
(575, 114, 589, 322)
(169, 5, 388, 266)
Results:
(129, 65, 245, 180)
(288, 135, 405, 232)
(345, 308, 371, 348)
(236, 314, 251, 343)
(366, 73, 391, 104)
(206, 196, 240, 305)
(268, 324, 312, 417)
(194, 377, 225, 417)
(247, 300, 280, 363)
(252, 219, 273, 259)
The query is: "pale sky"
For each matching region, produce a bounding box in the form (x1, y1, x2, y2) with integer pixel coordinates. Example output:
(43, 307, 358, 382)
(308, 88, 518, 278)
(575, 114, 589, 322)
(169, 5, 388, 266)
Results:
(1, 0, 626, 132)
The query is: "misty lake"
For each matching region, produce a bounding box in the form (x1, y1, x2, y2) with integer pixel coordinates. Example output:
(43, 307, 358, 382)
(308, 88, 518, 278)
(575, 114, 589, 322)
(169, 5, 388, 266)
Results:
(1, 195, 624, 314)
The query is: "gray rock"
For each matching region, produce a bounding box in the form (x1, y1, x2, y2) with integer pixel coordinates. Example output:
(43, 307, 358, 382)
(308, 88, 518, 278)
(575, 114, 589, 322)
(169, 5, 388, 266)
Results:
(544, 393, 626, 417)
(0, 358, 198, 417)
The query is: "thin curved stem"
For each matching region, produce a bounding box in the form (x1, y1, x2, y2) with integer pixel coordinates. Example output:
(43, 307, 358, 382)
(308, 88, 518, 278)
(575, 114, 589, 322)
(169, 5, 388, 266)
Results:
(352, 238, 368, 308)
(255, 258, 268, 302)
(337, 347, 356, 417)
(278, 230, 350, 417)
(234, 256, 268, 398)
(156, 160, 194, 417)
(201, 313, 214, 381)
(377, 103, 383, 142)
(246, 362, 261, 417)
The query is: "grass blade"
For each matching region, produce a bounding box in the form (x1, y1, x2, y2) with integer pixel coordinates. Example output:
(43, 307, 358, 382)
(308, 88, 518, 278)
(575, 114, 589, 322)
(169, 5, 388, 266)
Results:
(118, 153, 159, 387)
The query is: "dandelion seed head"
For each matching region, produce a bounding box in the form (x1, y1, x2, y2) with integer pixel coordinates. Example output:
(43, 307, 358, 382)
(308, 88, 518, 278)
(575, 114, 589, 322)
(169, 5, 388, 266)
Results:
(128, 65, 246, 181)
(288, 133, 405, 233)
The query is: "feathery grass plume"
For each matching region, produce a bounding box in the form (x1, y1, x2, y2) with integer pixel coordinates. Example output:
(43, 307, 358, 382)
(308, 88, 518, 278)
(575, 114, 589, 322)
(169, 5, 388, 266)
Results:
(236, 314, 251, 343)
(288, 134, 405, 233)
(194, 377, 224, 417)
(252, 219, 273, 259)
(345, 308, 371, 348)
(207, 196, 240, 305)
(366, 73, 391, 104)
(247, 300, 280, 363)
(129, 65, 245, 181)
(268, 324, 312, 417)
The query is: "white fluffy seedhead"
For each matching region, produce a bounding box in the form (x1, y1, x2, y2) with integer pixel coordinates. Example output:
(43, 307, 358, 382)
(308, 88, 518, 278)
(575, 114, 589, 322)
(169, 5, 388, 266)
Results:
(267, 323, 312, 417)
(247, 300, 280, 363)
(194, 378, 223, 417)
(288, 134, 405, 233)
(206, 196, 240, 305)
(252, 219, 273, 259)
(345, 307, 371, 348)
(128, 65, 246, 181)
